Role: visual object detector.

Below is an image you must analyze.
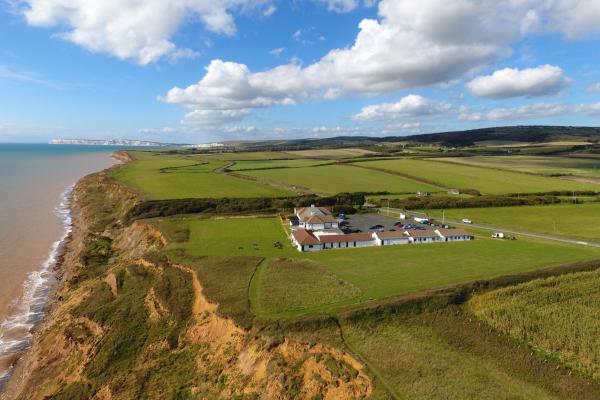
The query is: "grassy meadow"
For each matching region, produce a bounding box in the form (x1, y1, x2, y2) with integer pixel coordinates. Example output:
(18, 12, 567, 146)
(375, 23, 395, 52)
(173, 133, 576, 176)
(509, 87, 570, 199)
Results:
(240, 164, 441, 195)
(111, 151, 294, 199)
(283, 148, 376, 159)
(426, 203, 600, 241)
(439, 155, 600, 179)
(152, 216, 600, 319)
(353, 158, 600, 194)
(469, 268, 600, 382)
(228, 158, 332, 171)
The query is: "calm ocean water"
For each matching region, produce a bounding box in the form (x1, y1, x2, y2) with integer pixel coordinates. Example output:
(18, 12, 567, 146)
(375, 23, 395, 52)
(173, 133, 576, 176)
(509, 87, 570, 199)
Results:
(0, 143, 126, 389)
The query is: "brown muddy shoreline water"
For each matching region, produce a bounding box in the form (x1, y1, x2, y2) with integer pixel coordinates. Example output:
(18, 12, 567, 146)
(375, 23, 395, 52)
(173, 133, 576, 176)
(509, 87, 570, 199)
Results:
(0, 144, 119, 389)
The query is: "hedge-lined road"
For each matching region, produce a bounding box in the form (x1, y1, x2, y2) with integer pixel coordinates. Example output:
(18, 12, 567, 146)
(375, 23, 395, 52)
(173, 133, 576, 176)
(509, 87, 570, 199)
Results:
(379, 207, 600, 249)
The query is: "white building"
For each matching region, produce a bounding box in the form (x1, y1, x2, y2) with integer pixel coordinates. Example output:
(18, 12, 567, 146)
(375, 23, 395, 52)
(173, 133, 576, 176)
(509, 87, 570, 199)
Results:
(435, 228, 473, 242)
(373, 231, 410, 246)
(293, 205, 339, 231)
(291, 229, 323, 252)
(405, 229, 443, 244)
(319, 233, 376, 249)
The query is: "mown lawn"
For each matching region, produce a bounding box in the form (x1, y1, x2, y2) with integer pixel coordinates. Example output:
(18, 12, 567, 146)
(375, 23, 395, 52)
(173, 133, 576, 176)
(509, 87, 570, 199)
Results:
(469, 268, 600, 382)
(426, 203, 600, 241)
(240, 164, 440, 195)
(353, 158, 599, 194)
(438, 155, 600, 178)
(111, 151, 294, 199)
(152, 216, 600, 318)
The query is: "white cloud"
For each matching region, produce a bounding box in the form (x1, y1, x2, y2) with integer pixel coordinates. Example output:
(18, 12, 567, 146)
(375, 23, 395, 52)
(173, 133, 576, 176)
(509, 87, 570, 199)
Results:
(353, 95, 451, 121)
(315, 0, 359, 13)
(161, 0, 600, 127)
(467, 65, 571, 99)
(269, 47, 285, 57)
(313, 0, 377, 13)
(16, 0, 275, 65)
(457, 102, 600, 121)
(587, 82, 600, 93)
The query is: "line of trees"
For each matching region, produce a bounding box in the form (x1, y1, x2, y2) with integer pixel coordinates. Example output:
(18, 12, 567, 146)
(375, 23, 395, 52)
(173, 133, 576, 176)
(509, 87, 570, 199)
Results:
(126, 192, 366, 221)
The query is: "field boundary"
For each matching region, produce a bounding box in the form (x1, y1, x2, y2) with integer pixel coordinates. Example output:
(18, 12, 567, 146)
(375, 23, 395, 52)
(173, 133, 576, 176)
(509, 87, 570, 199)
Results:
(345, 162, 448, 190)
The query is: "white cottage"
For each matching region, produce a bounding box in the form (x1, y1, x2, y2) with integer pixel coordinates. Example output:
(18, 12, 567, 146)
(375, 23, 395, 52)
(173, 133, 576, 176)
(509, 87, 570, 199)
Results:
(405, 229, 443, 244)
(291, 229, 323, 252)
(373, 231, 410, 246)
(435, 228, 473, 242)
(294, 205, 339, 231)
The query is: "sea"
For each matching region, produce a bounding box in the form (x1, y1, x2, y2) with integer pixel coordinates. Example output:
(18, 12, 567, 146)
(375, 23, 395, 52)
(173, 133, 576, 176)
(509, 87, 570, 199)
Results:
(0, 143, 129, 390)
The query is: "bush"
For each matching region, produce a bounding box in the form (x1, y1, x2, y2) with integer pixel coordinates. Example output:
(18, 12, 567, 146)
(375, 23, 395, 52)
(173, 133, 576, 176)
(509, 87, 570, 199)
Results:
(126, 192, 367, 221)
(372, 194, 562, 210)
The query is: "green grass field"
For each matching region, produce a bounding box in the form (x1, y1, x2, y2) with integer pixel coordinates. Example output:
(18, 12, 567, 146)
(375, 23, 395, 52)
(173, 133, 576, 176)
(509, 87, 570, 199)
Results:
(198, 151, 301, 161)
(153, 216, 600, 319)
(353, 158, 599, 194)
(240, 164, 441, 195)
(439, 155, 600, 179)
(111, 151, 294, 199)
(283, 148, 377, 159)
(426, 203, 600, 241)
(470, 268, 600, 382)
(228, 158, 332, 171)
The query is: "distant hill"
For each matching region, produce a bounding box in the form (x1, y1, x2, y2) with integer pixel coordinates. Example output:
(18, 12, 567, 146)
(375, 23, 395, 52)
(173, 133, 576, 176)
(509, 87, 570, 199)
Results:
(230, 126, 600, 150)
(406, 126, 600, 146)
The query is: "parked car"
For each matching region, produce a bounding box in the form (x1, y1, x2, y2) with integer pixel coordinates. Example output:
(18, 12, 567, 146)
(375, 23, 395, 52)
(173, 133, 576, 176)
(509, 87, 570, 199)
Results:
(462, 219, 473, 224)
(491, 232, 505, 239)
(394, 221, 404, 227)
(369, 224, 384, 230)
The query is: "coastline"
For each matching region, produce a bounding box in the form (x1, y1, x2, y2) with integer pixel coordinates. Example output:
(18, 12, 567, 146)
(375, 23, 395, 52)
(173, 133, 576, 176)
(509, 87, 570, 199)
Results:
(0, 186, 73, 390)
(0, 153, 127, 398)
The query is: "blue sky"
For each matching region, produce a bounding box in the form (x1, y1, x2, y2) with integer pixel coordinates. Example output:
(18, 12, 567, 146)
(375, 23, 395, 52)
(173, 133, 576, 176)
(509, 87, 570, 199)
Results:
(1, 0, 600, 143)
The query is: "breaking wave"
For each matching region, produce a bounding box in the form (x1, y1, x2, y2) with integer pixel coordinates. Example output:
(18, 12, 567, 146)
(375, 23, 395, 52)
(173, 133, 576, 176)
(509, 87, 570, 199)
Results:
(0, 185, 73, 391)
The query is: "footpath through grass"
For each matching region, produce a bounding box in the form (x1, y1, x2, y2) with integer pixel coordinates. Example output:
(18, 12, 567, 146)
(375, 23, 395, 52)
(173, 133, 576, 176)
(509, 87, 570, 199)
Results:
(426, 203, 600, 241)
(152, 216, 600, 319)
(111, 151, 294, 199)
(353, 158, 599, 194)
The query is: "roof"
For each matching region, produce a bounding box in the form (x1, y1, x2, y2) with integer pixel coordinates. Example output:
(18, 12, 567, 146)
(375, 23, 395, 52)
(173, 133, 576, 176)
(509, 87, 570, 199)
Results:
(305, 214, 338, 224)
(319, 232, 374, 244)
(291, 229, 321, 246)
(375, 231, 409, 240)
(436, 228, 470, 237)
(296, 205, 332, 222)
(405, 229, 439, 238)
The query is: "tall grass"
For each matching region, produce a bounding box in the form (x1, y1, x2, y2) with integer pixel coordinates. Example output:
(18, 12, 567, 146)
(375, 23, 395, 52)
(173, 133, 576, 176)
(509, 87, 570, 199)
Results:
(469, 268, 600, 381)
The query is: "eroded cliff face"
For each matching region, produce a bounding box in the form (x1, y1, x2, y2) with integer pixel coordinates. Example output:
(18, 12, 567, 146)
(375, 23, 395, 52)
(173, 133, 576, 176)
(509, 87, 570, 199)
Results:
(2, 169, 372, 399)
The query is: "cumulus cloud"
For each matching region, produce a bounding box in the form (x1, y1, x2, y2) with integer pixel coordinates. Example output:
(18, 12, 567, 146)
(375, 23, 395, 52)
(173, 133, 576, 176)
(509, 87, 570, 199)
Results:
(467, 65, 571, 99)
(162, 0, 600, 127)
(16, 0, 275, 65)
(352, 95, 451, 121)
(459, 101, 600, 121)
(161, 0, 600, 126)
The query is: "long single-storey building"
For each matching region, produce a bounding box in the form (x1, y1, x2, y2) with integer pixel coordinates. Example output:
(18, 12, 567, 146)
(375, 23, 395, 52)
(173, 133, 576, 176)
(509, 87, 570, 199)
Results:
(373, 231, 410, 246)
(405, 229, 443, 244)
(435, 228, 472, 242)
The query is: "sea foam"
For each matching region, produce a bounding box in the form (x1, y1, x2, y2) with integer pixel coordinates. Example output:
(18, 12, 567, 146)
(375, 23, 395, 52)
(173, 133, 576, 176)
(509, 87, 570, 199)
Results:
(0, 185, 73, 390)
